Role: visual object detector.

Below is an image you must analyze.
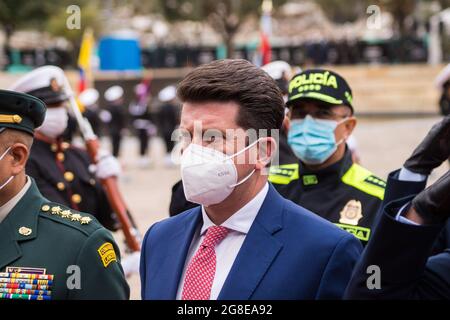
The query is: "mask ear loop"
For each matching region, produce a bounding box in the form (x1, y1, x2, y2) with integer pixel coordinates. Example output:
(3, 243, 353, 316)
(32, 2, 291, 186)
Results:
(0, 146, 14, 190)
(0, 175, 14, 190)
(227, 139, 260, 188)
(335, 117, 351, 146)
(225, 138, 260, 161)
(229, 168, 256, 188)
(0, 146, 11, 160)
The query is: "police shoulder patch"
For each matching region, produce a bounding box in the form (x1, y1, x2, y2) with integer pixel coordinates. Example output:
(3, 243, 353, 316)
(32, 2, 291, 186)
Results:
(97, 242, 117, 268)
(268, 163, 299, 185)
(363, 175, 387, 188)
(341, 164, 385, 200)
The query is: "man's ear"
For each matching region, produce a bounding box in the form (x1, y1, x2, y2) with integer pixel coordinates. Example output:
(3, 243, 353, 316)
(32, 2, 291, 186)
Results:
(256, 137, 277, 170)
(343, 117, 357, 140)
(9, 143, 29, 175)
(282, 115, 291, 132)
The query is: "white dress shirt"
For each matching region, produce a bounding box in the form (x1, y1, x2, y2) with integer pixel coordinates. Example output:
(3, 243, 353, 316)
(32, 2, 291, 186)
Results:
(395, 167, 427, 225)
(0, 176, 31, 224)
(176, 182, 269, 300)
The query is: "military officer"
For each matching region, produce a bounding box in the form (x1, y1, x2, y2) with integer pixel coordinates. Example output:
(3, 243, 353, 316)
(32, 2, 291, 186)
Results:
(269, 69, 386, 244)
(103, 86, 127, 157)
(260, 60, 299, 165)
(9, 66, 121, 231)
(78, 88, 103, 137)
(0, 89, 129, 300)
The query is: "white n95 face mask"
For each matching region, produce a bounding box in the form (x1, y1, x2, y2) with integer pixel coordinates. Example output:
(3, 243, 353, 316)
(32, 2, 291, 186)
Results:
(181, 140, 259, 206)
(37, 106, 69, 139)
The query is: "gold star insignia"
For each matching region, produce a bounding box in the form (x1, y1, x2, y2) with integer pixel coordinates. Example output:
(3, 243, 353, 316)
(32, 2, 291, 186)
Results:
(51, 206, 62, 215)
(80, 217, 92, 225)
(61, 210, 72, 218)
(71, 213, 82, 222)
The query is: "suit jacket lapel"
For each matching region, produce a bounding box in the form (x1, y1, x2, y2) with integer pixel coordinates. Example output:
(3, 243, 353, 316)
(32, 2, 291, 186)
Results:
(153, 207, 202, 299)
(218, 184, 284, 300)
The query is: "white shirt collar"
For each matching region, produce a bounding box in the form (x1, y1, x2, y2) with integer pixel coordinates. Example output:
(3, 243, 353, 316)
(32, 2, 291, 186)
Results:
(201, 182, 269, 235)
(0, 176, 32, 224)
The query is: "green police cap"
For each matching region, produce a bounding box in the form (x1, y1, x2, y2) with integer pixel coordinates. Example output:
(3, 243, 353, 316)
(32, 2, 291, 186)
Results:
(0, 90, 46, 136)
(287, 69, 354, 112)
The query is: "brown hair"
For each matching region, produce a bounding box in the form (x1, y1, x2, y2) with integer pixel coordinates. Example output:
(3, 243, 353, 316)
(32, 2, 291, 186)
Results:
(177, 59, 285, 134)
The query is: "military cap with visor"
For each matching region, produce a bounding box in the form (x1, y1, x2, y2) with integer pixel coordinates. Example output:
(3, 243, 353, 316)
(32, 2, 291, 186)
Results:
(8, 65, 69, 106)
(0, 90, 46, 136)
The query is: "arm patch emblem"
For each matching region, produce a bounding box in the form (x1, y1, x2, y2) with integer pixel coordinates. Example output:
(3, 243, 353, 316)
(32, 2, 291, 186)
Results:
(97, 242, 117, 268)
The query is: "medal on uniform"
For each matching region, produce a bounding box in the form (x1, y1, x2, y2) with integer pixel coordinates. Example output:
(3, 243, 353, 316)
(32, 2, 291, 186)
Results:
(0, 267, 54, 300)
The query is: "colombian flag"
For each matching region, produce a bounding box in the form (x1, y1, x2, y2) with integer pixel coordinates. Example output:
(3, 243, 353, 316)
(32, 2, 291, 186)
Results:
(77, 28, 95, 93)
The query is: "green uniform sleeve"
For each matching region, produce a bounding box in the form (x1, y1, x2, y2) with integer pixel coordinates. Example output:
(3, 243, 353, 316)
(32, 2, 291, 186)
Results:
(69, 227, 130, 300)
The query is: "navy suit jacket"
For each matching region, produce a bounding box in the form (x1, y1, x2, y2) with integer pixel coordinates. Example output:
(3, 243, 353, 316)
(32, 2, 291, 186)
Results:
(345, 170, 450, 299)
(140, 184, 362, 300)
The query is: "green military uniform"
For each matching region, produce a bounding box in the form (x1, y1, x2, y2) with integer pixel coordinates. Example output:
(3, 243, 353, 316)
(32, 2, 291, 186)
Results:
(0, 89, 129, 300)
(269, 147, 385, 244)
(0, 179, 129, 299)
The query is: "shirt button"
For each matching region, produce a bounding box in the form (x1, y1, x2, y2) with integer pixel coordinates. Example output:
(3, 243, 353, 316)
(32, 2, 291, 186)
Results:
(56, 182, 65, 191)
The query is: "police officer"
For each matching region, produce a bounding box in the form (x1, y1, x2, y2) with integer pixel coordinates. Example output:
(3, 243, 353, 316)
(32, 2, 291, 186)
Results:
(0, 89, 129, 300)
(269, 69, 386, 244)
(104, 86, 127, 157)
(9, 66, 121, 231)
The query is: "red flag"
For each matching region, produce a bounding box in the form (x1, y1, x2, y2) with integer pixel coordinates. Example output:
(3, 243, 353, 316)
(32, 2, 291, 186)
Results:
(260, 32, 272, 66)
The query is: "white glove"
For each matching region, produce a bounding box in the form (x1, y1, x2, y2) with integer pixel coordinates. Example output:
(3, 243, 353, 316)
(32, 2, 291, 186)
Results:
(95, 152, 122, 179)
(121, 251, 141, 277)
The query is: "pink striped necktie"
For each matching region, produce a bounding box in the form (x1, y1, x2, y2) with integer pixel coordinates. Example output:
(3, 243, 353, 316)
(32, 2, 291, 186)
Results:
(181, 226, 229, 300)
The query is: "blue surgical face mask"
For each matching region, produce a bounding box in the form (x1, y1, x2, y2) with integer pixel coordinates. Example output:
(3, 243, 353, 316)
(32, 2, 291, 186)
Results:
(288, 115, 346, 165)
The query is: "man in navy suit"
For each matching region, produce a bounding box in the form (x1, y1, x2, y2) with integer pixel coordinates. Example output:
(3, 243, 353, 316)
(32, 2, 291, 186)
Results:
(140, 59, 362, 300)
(345, 116, 450, 299)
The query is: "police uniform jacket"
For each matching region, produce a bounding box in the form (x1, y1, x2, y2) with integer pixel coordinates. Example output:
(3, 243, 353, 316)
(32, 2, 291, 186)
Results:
(268, 147, 386, 244)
